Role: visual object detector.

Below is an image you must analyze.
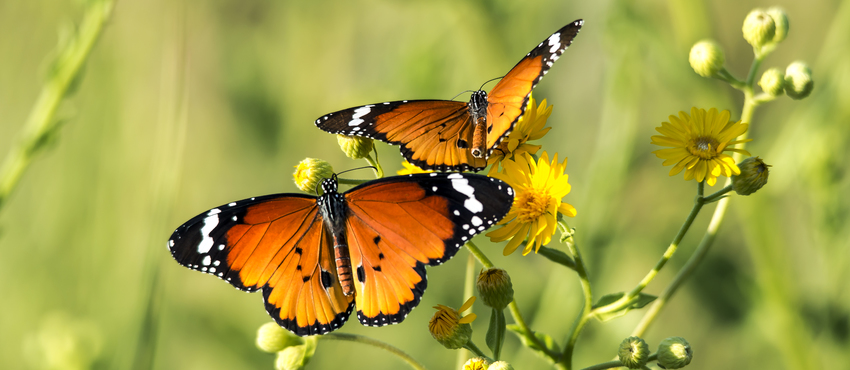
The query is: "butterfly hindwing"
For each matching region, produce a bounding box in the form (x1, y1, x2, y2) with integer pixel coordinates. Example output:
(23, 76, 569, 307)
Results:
(343, 173, 514, 326)
(168, 194, 355, 336)
(485, 19, 584, 154)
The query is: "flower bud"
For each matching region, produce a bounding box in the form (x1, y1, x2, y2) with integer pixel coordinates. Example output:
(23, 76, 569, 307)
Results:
(784, 61, 814, 100)
(742, 9, 776, 49)
(256, 322, 303, 353)
(732, 157, 770, 196)
(688, 40, 725, 77)
(275, 345, 307, 370)
(292, 158, 334, 193)
(758, 68, 785, 96)
(618, 336, 650, 369)
(766, 7, 789, 43)
(487, 360, 514, 370)
(476, 268, 514, 310)
(336, 135, 373, 159)
(428, 298, 476, 349)
(463, 357, 490, 370)
(657, 337, 692, 369)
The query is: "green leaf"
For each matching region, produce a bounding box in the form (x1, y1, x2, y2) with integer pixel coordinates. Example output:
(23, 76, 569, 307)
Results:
(506, 324, 561, 362)
(592, 292, 658, 322)
(537, 246, 576, 270)
(300, 336, 318, 366)
(485, 309, 506, 359)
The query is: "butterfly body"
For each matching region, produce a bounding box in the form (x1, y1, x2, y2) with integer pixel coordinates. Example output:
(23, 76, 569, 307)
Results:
(315, 20, 583, 172)
(169, 173, 513, 336)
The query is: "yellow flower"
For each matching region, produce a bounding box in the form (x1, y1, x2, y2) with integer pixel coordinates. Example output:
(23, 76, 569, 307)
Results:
(292, 158, 334, 193)
(397, 160, 433, 175)
(486, 152, 576, 256)
(487, 95, 553, 176)
(463, 357, 490, 370)
(428, 296, 477, 349)
(651, 108, 751, 186)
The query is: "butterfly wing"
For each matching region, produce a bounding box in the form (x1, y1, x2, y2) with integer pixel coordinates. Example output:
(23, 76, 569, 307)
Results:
(342, 173, 514, 326)
(168, 195, 355, 336)
(315, 100, 488, 172)
(484, 20, 584, 154)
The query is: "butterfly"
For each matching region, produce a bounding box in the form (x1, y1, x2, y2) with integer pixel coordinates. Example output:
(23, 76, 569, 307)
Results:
(168, 173, 514, 336)
(315, 20, 583, 172)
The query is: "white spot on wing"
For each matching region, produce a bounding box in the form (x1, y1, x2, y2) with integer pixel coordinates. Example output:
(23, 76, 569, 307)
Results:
(548, 32, 561, 53)
(349, 105, 374, 126)
(197, 211, 220, 254)
(449, 176, 483, 213)
(471, 216, 482, 227)
(202, 255, 212, 266)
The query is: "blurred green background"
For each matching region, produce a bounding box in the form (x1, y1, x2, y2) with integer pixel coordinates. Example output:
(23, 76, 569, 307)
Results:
(1, 0, 848, 369)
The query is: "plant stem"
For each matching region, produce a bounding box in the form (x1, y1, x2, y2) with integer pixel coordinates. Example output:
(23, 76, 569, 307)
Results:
(463, 341, 487, 357)
(364, 150, 384, 178)
(322, 333, 428, 370)
(465, 241, 494, 268)
(558, 221, 593, 369)
(457, 252, 477, 369)
(0, 0, 114, 211)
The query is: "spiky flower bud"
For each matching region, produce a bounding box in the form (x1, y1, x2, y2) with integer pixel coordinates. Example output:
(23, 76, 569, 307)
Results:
(758, 68, 785, 96)
(256, 322, 303, 353)
(657, 337, 692, 369)
(463, 357, 490, 370)
(476, 268, 514, 310)
(742, 9, 776, 49)
(732, 157, 770, 196)
(487, 360, 514, 370)
(275, 345, 307, 370)
(784, 61, 814, 100)
(689, 40, 725, 77)
(336, 135, 373, 159)
(428, 297, 476, 349)
(292, 158, 334, 193)
(618, 336, 650, 369)
(766, 7, 789, 43)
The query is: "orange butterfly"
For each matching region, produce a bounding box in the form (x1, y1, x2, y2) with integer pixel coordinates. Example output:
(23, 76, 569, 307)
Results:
(168, 173, 513, 335)
(315, 20, 583, 172)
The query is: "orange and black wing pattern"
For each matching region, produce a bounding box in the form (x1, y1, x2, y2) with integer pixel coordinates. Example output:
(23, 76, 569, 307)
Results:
(342, 173, 514, 326)
(484, 20, 583, 154)
(315, 100, 488, 172)
(168, 194, 355, 336)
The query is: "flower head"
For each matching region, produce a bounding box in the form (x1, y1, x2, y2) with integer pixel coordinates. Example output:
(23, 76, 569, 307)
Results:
(759, 68, 785, 96)
(618, 336, 650, 369)
(742, 9, 776, 49)
(784, 61, 813, 100)
(476, 268, 514, 310)
(293, 158, 334, 193)
(766, 7, 789, 43)
(487, 95, 553, 176)
(336, 135, 373, 159)
(397, 160, 433, 175)
(486, 152, 576, 256)
(487, 361, 515, 370)
(463, 357, 490, 370)
(689, 40, 725, 78)
(256, 322, 303, 353)
(657, 337, 693, 369)
(651, 108, 751, 186)
(732, 156, 770, 195)
(428, 297, 477, 349)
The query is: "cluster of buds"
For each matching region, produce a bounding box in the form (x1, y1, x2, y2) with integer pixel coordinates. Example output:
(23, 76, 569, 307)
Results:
(617, 336, 693, 369)
(256, 322, 313, 370)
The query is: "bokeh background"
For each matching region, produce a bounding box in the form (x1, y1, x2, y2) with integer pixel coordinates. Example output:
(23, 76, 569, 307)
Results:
(1, 0, 848, 369)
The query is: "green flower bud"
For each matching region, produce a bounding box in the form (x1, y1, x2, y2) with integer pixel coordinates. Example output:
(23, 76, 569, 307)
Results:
(476, 268, 514, 310)
(256, 322, 303, 353)
(657, 337, 692, 369)
(463, 357, 490, 370)
(618, 336, 650, 369)
(758, 68, 785, 96)
(292, 158, 334, 193)
(487, 360, 514, 370)
(336, 134, 373, 159)
(766, 7, 789, 43)
(784, 61, 814, 100)
(732, 157, 770, 196)
(688, 40, 725, 77)
(275, 345, 307, 370)
(742, 9, 776, 49)
(428, 303, 474, 349)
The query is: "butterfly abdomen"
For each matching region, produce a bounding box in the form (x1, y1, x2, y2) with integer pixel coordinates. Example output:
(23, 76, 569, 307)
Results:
(319, 178, 356, 296)
(468, 91, 489, 158)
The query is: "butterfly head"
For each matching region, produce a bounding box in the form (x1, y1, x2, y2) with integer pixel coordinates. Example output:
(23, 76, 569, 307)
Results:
(320, 175, 339, 195)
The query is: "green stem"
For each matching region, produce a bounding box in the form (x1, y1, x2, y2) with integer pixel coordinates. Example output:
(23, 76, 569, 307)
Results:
(558, 221, 593, 369)
(592, 182, 705, 316)
(507, 301, 560, 362)
(364, 150, 384, 179)
(703, 185, 733, 203)
(0, 0, 114, 210)
(465, 241, 494, 268)
(457, 253, 477, 369)
(321, 333, 427, 370)
(336, 177, 370, 186)
(463, 341, 487, 358)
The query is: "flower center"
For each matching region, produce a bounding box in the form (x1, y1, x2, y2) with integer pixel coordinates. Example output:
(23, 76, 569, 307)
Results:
(687, 136, 720, 159)
(515, 190, 551, 223)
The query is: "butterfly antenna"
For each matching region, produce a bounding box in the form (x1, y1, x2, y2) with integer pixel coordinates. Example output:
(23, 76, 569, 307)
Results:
(479, 76, 505, 91)
(337, 166, 378, 177)
(450, 90, 476, 101)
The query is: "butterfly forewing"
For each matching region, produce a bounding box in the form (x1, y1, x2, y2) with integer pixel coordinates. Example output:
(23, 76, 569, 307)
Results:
(343, 173, 514, 327)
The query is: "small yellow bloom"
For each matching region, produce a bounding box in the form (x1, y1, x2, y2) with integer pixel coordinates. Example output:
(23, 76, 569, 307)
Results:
(292, 158, 334, 193)
(651, 108, 751, 186)
(397, 160, 433, 175)
(487, 95, 553, 176)
(486, 152, 576, 256)
(463, 357, 490, 370)
(428, 297, 477, 349)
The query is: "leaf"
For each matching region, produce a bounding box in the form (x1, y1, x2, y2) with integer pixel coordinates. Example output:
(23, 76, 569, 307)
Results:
(506, 324, 561, 362)
(485, 309, 506, 359)
(592, 292, 658, 322)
